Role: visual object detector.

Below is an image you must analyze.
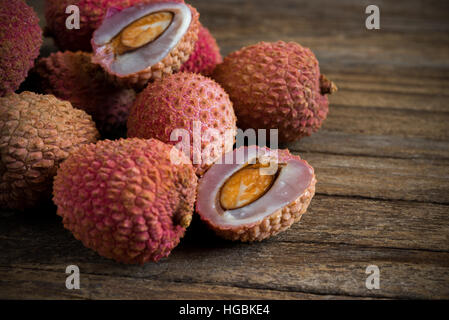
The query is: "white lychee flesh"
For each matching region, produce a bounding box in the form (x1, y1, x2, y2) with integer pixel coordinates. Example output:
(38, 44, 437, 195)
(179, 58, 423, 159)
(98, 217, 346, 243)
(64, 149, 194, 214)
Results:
(92, 2, 192, 76)
(197, 147, 315, 231)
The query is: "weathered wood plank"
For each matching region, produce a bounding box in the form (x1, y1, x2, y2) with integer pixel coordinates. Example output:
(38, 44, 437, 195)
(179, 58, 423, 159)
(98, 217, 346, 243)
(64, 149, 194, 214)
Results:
(1, 235, 448, 299)
(192, 0, 449, 34)
(288, 131, 449, 160)
(301, 153, 449, 204)
(319, 105, 449, 140)
(328, 73, 449, 95)
(0, 267, 352, 300)
(329, 89, 448, 113)
(1, 196, 449, 300)
(327, 73, 449, 93)
(283, 195, 449, 252)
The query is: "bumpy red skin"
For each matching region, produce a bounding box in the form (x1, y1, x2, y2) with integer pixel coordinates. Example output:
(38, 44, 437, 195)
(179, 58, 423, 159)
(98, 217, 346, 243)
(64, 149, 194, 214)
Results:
(0, 0, 42, 96)
(0, 92, 99, 210)
(45, 0, 184, 51)
(196, 147, 316, 242)
(53, 138, 198, 264)
(94, 90, 135, 138)
(213, 41, 332, 143)
(180, 25, 222, 76)
(127, 73, 237, 176)
(91, 3, 199, 89)
(35, 51, 136, 138)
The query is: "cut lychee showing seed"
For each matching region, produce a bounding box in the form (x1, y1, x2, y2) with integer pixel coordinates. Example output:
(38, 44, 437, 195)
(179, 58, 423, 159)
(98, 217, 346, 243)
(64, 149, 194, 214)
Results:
(92, 1, 199, 88)
(196, 146, 316, 242)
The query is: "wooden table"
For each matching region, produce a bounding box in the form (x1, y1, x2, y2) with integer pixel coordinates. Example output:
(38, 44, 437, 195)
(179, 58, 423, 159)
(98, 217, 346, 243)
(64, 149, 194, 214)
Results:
(1, 0, 448, 299)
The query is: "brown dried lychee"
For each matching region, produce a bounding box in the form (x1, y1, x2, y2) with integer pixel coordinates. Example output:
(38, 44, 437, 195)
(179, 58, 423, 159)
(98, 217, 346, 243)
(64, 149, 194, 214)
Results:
(0, 92, 99, 210)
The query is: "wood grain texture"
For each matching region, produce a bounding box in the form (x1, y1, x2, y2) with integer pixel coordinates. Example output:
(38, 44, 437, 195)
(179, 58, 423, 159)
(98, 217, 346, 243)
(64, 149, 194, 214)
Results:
(1, 224, 448, 299)
(303, 153, 449, 204)
(1, 0, 448, 299)
(0, 267, 360, 300)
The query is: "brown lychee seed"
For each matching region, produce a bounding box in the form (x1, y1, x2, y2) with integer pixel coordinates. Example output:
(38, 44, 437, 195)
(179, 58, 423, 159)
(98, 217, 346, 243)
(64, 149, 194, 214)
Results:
(196, 146, 316, 241)
(92, 2, 199, 88)
(219, 162, 276, 210)
(114, 12, 174, 54)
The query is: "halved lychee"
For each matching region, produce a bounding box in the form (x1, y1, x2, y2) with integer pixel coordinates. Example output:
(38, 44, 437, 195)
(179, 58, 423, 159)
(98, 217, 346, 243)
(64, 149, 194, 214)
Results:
(196, 146, 316, 241)
(91, 2, 199, 88)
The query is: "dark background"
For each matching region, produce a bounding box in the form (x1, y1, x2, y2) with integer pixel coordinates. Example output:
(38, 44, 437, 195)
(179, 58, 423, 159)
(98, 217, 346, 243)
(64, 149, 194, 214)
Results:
(1, 0, 448, 299)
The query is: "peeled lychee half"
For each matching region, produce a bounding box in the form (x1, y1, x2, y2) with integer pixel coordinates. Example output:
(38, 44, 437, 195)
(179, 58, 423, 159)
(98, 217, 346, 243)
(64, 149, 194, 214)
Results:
(44, 0, 185, 52)
(180, 25, 222, 76)
(196, 146, 316, 241)
(34, 51, 136, 139)
(53, 138, 198, 264)
(213, 41, 337, 143)
(127, 72, 237, 176)
(92, 1, 200, 88)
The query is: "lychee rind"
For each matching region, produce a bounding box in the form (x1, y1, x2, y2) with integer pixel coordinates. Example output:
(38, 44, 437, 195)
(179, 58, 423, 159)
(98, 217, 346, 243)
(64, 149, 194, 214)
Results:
(44, 0, 185, 52)
(91, 3, 200, 89)
(180, 25, 222, 76)
(0, 0, 42, 96)
(127, 72, 237, 175)
(53, 138, 198, 264)
(34, 51, 136, 138)
(196, 147, 316, 242)
(212, 41, 337, 143)
(0, 92, 99, 210)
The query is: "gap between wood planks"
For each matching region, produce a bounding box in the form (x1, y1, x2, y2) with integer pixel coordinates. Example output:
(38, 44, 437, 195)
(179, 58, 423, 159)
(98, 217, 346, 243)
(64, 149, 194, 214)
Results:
(0, 266, 378, 299)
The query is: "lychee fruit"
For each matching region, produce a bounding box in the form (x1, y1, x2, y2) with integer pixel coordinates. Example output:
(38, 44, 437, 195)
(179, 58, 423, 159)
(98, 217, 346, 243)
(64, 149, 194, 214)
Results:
(34, 51, 136, 139)
(212, 41, 337, 143)
(53, 138, 198, 264)
(0, 0, 42, 96)
(91, 1, 200, 88)
(0, 92, 99, 211)
(180, 25, 222, 76)
(196, 146, 316, 241)
(127, 72, 237, 175)
(44, 0, 185, 52)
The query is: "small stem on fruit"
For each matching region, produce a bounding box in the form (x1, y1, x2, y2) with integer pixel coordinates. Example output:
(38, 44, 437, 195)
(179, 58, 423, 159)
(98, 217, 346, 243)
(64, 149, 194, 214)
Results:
(179, 215, 192, 228)
(320, 74, 337, 95)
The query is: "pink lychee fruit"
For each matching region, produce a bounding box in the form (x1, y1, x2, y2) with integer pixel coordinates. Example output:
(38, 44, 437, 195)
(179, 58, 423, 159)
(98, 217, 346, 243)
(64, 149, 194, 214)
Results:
(180, 25, 222, 76)
(53, 138, 198, 264)
(127, 72, 237, 175)
(213, 41, 337, 143)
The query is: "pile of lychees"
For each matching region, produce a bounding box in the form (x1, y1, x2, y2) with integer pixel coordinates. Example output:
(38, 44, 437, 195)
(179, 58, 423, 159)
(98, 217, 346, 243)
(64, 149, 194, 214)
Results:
(0, 0, 336, 264)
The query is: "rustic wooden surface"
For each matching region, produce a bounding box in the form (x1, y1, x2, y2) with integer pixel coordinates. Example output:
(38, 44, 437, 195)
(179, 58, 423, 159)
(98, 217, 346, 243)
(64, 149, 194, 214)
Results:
(1, 0, 448, 299)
